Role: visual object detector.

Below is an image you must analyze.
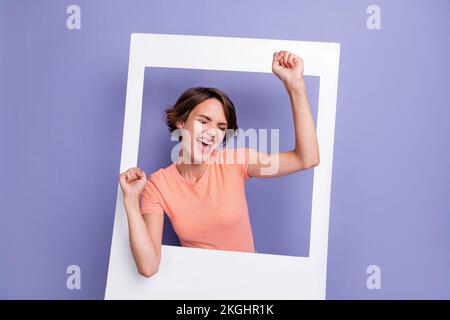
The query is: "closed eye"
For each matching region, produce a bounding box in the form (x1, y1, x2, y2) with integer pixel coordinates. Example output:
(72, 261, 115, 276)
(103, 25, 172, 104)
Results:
(196, 116, 227, 131)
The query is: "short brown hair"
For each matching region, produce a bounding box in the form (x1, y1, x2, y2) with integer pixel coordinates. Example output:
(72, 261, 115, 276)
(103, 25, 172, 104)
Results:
(165, 87, 238, 144)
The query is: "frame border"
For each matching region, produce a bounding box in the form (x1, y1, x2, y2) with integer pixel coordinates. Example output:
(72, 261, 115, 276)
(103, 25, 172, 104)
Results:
(105, 33, 340, 299)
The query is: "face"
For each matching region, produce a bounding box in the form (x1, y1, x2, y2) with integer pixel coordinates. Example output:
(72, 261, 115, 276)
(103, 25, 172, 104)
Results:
(176, 98, 228, 164)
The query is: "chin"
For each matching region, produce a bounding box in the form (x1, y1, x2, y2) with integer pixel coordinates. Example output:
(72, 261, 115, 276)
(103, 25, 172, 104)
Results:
(190, 141, 216, 164)
(192, 149, 213, 164)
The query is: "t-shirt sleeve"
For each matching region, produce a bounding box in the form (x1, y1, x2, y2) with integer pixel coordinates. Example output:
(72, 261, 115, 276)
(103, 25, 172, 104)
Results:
(235, 147, 253, 179)
(140, 178, 164, 215)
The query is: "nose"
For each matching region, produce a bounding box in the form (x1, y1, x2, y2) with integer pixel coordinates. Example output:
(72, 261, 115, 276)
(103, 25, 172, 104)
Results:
(205, 128, 218, 141)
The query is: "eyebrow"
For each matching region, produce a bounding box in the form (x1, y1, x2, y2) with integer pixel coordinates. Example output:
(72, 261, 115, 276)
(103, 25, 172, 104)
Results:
(197, 114, 228, 126)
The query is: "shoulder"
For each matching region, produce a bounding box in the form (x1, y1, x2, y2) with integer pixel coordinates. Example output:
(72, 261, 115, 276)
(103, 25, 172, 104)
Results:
(145, 164, 175, 188)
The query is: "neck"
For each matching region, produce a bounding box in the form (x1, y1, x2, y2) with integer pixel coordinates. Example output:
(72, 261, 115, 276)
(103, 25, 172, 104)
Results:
(175, 149, 210, 183)
(175, 162, 207, 183)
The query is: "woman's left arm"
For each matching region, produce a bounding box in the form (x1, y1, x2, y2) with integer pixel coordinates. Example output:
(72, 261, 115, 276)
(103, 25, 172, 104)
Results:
(247, 50, 320, 178)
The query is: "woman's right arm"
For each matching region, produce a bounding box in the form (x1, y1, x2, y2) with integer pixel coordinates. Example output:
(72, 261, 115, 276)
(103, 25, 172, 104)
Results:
(120, 168, 164, 278)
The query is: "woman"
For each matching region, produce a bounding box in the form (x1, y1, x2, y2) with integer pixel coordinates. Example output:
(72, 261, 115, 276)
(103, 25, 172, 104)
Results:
(119, 50, 320, 277)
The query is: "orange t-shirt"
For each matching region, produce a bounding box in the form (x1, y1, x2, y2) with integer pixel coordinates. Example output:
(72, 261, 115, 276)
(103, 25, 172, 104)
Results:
(140, 148, 255, 253)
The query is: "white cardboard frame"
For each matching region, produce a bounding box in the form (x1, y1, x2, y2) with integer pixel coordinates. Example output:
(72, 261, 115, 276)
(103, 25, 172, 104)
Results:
(105, 33, 340, 299)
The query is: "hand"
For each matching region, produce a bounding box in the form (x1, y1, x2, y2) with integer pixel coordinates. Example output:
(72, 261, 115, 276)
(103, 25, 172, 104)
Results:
(272, 50, 304, 87)
(119, 167, 147, 199)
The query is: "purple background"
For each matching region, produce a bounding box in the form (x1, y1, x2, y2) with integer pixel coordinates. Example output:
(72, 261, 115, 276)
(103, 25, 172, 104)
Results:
(1, 0, 449, 299)
(138, 67, 319, 257)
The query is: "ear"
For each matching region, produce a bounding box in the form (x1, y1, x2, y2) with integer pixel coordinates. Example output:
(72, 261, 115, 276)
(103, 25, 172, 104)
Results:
(175, 120, 184, 129)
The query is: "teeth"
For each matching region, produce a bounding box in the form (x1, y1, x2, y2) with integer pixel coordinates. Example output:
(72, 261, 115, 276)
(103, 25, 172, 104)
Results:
(198, 137, 213, 145)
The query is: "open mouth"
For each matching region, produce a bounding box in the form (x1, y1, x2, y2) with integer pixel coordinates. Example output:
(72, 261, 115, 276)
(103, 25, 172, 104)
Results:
(196, 137, 214, 153)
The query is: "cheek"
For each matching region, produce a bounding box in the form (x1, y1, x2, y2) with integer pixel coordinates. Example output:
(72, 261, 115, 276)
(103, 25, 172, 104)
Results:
(218, 130, 226, 142)
(213, 131, 226, 147)
(181, 124, 196, 141)
(191, 120, 206, 135)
